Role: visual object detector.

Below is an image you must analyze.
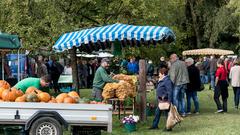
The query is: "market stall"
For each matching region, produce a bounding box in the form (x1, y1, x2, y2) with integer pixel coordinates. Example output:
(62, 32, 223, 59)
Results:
(0, 33, 21, 84)
(53, 23, 175, 121)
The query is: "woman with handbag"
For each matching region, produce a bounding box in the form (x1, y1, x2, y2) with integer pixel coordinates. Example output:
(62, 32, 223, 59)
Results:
(149, 65, 173, 131)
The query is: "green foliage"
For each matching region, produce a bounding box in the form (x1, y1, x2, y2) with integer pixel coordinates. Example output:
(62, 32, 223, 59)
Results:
(0, 0, 239, 56)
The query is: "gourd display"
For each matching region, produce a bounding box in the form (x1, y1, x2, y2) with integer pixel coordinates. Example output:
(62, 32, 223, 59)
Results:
(102, 74, 137, 100)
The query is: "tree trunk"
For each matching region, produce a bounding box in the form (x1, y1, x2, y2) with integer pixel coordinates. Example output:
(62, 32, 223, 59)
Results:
(188, 0, 201, 48)
(139, 59, 147, 122)
(69, 47, 80, 93)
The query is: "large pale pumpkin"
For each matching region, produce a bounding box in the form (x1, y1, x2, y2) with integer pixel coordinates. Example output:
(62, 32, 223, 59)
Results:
(56, 93, 69, 103)
(25, 87, 39, 94)
(2, 89, 17, 102)
(0, 80, 10, 89)
(63, 97, 76, 104)
(38, 92, 51, 102)
(68, 91, 80, 102)
(26, 93, 39, 102)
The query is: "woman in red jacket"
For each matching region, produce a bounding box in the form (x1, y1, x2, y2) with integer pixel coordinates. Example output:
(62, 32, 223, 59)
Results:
(214, 59, 228, 113)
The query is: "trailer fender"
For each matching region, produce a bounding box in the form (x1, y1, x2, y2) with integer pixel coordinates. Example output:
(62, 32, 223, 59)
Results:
(25, 110, 68, 131)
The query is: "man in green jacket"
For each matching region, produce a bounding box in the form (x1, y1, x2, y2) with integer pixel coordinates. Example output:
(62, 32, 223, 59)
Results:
(14, 75, 51, 93)
(92, 58, 120, 101)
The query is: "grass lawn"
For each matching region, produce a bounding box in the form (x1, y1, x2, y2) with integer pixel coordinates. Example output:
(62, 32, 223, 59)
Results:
(66, 86, 240, 135)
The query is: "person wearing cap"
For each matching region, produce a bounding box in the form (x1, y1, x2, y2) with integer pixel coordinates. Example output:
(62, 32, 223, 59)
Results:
(92, 58, 120, 101)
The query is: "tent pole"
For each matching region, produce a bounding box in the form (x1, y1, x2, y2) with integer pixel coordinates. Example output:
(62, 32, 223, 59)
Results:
(2, 52, 4, 80)
(17, 49, 20, 81)
(139, 59, 147, 122)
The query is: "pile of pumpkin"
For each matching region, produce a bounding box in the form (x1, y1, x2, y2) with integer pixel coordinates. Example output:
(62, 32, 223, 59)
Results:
(102, 74, 137, 100)
(0, 80, 80, 104)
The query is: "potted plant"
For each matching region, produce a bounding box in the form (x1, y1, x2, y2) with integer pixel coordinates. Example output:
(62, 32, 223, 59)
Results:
(122, 115, 139, 133)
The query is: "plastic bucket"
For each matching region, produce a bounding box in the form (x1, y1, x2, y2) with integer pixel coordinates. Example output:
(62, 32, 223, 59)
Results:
(124, 123, 136, 132)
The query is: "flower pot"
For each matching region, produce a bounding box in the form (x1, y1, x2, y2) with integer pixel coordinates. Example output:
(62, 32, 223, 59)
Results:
(124, 123, 136, 133)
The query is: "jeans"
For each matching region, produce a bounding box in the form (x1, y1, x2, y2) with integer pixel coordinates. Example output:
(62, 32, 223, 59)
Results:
(210, 72, 215, 90)
(186, 91, 199, 113)
(151, 107, 168, 128)
(173, 84, 187, 115)
(214, 80, 228, 112)
(233, 87, 240, 108)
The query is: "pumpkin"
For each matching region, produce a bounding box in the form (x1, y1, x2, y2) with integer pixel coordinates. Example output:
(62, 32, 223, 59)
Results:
(56, 93, 69, 103)
(63, 97, 76, 104)
(26, 93, 39, 102)
(25, 87, 39, 94)
(15, 95, 26, 102)
(48, 97, 57, 103)
(0, 80, 10, 89)
(38, 92, 51, 102)
(11, 87, 24, 97)
(0, 87, 7, 99)
(2, 89, 17, 102)
(68, 91, 80, 102)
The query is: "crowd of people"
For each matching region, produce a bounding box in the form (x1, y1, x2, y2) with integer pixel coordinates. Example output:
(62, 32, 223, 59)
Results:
(149, 53, 240, 131)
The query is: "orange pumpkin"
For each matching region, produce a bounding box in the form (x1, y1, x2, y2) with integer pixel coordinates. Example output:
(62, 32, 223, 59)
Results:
(0, 87, 7, 99)
(15, 95, 26, 102)
(48, 97, 57, 103)
(38, 92, 51, 102)
(25, 87, 39, 94)
(2, 89, 17, 102)
(68, 91, 80, 102)
(56, 93, 69, 103)
(0, 80, 10, 89)
(63, 97, 76, 104)
(26, 93, 39, 102)
(11, 87, 24, 97)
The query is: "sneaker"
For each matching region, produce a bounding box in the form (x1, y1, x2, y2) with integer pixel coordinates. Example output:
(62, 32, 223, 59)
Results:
(215, 109, 223, 113)
(186, 112, 192, 115)
(163, 128, 172, 132)
(149, 127, 159, 130)
(181, 114, 187, 117)
(194, 112, 200, 115)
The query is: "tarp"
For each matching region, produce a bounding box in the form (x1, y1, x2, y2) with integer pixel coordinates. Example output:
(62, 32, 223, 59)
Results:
(0, 33, 21, 49)
(53, 23, 175, 52)
(182, 48, 234, 56)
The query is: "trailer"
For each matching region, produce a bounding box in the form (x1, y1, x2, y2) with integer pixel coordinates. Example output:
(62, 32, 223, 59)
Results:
(0, 102, 112, 135)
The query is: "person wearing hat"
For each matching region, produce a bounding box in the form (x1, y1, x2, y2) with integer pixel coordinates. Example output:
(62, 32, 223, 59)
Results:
(92, 58, 120, 101)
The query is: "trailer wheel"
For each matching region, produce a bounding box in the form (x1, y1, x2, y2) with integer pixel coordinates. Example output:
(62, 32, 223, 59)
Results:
(29, 117, 63, 135)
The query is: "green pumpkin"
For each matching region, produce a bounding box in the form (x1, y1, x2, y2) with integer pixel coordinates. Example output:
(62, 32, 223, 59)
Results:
(26, 93, 39, 102)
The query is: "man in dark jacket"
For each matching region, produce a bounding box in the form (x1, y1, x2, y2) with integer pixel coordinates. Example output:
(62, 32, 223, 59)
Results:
(150, 65, 173, 130)
(185, 58, 201, 114)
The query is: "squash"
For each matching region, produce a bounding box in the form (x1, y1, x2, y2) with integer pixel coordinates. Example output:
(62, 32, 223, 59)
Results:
(0, 80, 10, 89)
(68, 91, 80, 102)
(25, 87, 39, 94)
(63, 97, 76, 104)
(48, 97, 57, 103)
(38, 92, 51, 102)
(26, 93, 39, 102)
(0, 87, 7, 99)
(11, 87, 24, 97)
(2, 89, 17, 102)
(15, 95, 26, 102)
(56, 93, 69, 103)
